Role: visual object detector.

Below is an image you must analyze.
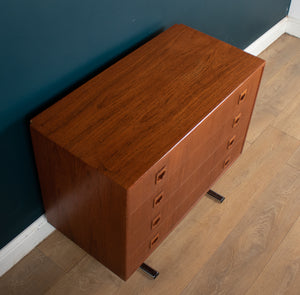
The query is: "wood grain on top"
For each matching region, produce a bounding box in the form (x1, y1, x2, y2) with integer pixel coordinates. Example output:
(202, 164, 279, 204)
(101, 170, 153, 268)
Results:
(31, 24, 265, 188)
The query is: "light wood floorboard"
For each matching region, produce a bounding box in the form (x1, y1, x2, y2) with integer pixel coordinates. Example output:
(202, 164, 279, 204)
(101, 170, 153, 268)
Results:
(246, 34, 300, 143)
(180, 164, 300, 295)
(0, 249, 64, 295)
(288, 145, 300, 170)
(0, 34, 299, 295)
(38, 230, 86, 273)
(246, 216, 300, 295)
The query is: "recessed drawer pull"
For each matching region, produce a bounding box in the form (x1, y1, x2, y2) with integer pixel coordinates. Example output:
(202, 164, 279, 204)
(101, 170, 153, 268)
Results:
(227, 136, 236, 149)
(224, 157, 231, 168)
(153, 192, 164, 207)
(155, 167, 166, 184)
(151, 214, 161, 229)
(238, 89, 247, 104)
(150, 234, 159, 248)
(233, 113, 242, 128)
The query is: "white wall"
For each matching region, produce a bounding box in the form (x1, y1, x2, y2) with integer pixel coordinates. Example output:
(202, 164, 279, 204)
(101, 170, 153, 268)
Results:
(287, 0, 300, 38)
(289, 0, 300, 19)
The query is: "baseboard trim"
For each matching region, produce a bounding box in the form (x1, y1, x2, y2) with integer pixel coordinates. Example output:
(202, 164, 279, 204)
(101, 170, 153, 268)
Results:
(286, 16, 300, 38)
(0, 15, 298, 278)
(244, 17, 287, 56)
(0, 215, 54, 276)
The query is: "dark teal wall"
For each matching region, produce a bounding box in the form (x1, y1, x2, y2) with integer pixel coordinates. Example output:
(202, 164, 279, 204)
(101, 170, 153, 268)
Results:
(0, 0, 291, 248)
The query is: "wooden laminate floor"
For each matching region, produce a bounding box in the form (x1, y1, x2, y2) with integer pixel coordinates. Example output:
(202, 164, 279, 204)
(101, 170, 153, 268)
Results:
(1, 33, 300, 295)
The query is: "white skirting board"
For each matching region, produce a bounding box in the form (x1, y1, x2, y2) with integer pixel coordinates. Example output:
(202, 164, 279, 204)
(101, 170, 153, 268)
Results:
(245, 16, 300, 56)
(286, 17, 300, 38)
(0, 15, 299, 277)
(244, 17, 287, 56)
(0, 215, 54, 276)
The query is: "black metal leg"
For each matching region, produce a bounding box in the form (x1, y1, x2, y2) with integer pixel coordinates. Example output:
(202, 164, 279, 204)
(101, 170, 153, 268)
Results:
(207, 189, 225, 203)
(140, 263, 159, 279)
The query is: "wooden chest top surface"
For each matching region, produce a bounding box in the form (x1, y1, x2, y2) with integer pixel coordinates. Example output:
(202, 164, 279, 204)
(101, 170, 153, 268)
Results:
(31, 24, 265, 188)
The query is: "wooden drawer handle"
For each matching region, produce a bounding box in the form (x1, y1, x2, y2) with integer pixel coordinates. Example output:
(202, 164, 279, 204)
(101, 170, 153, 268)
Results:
(151, 214, 161, 229)
(227, 135, 236, 149)
(150, 234, 159, 248)
(153, 192, 164, 208)
(233, 113, 242, 128)
(155, 167, 166, 184)
(238, 89, 247, 104)
(224, 157, 231, 168)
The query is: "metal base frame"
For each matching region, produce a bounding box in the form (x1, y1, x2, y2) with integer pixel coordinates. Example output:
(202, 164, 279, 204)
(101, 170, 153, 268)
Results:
(207, 189, 225, 203)
(140, 263, 159, 279)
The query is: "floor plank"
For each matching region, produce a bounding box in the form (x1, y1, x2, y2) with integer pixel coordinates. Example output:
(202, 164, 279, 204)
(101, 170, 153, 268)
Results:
(0, 249, 64, 295)
(246, 216, 300, 295)
(246, 103, 276, 144)
(288, 145, 300, 170)
(256, 59, 300, 116)
(246, 34, 300, 144)
(259, 34, 300, 85)
(180, 164, 300, 295)
(38, 230, 86, 272)
(45, 255, 123, 295)
(272, 91, 300, 140)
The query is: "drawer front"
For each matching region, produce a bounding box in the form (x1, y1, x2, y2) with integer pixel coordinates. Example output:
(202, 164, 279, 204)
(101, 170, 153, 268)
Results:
(224, 67, 262, 136)
(126, 152, 213, 252)
(210, 138, 244, 184)
(169, 170, 212, 229)
(126, 170, 212, 277)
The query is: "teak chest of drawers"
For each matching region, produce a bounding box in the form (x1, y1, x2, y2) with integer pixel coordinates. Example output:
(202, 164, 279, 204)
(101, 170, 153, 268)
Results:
(30, 24, 265, 280)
